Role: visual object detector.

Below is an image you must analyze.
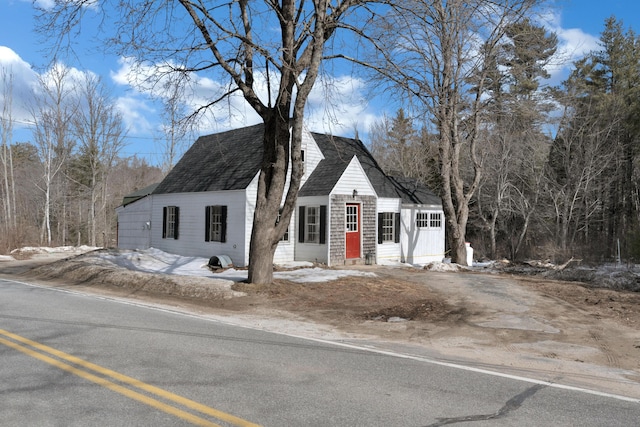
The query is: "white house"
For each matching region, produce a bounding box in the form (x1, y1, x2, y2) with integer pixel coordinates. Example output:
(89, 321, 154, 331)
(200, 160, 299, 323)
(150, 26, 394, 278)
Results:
(116, 124, 445, 266)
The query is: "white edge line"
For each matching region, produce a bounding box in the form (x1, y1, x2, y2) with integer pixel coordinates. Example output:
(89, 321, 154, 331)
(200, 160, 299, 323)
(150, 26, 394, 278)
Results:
(3, 277, 640, 404)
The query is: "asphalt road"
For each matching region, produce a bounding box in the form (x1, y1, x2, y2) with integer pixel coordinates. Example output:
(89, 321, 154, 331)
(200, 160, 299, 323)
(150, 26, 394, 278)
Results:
(1, 277, 638, 426)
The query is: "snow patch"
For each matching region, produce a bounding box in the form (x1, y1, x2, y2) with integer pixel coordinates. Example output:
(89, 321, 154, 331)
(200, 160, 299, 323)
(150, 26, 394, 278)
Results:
(82, 248, 377, 283)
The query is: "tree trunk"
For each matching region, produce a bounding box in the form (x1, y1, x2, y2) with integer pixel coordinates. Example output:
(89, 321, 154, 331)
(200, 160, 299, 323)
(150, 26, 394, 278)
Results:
(248, 218, 279, 284)
(247, 113, 294, 284)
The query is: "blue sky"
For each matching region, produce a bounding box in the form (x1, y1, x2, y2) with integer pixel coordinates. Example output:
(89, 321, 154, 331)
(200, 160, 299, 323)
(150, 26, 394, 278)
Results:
(1, 0, 639, 164)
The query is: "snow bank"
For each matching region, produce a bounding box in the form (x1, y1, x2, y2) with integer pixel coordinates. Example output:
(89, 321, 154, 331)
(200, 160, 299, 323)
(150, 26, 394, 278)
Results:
(85, 248, 377, 283)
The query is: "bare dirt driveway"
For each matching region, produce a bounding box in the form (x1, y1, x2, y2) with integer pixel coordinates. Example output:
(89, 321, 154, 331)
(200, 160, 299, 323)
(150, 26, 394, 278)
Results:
(2, 252, 640, 400)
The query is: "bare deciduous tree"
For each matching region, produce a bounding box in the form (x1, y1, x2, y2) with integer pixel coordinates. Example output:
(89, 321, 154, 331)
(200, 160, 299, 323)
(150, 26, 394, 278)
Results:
(73, 73, 126, 246)
(0, 67, 17, 241)
(159, 73, 190, 174)
(31, 64, 77, 246)
(363, 0, 539, 265)
(39, 0, 376, 283)
(369, 109, 434, 183)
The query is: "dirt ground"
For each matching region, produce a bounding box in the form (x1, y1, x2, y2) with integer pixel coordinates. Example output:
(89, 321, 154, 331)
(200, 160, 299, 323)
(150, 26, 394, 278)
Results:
(2, 252, 640, 400)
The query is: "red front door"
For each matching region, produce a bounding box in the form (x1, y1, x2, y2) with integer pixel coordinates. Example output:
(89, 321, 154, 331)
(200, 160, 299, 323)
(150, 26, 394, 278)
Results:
(345, 203, 361, 259)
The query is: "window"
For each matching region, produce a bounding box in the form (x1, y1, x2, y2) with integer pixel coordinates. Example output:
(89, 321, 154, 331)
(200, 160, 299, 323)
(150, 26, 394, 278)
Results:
(205, 205, 227, 242)
(298, 205, 326, 244)
(301, 149, 306, 174)
(381, 212, 394, 242)
(416, 212, 429, 228)
(346, 205, 358, 232)
(162, 206, 179, 239)
(276, 209, 290, 242)
(306, 206, 319, 243)
(378, 212, 400, 244)
(416, 212, 442, 229)
(430, 212, 442, 228)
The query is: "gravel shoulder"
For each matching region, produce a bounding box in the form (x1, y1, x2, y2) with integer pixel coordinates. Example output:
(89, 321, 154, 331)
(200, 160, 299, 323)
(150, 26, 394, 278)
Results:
(2, 252, 640, 400)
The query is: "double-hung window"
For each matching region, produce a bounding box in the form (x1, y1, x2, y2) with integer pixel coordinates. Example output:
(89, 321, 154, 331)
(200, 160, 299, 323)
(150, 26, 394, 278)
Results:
(381, 212, 394, 242)
(378, 212, 400, 244)
(306, 206, 319, 243)
(162, 206, 179, 239)
(298, 205, 326, 244)
(205, 205, 227, 242)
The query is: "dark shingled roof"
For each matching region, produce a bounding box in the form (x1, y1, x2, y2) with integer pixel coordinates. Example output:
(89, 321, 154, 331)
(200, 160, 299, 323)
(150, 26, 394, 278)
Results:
(153, 124, 441, 206)
(300, 133, 441, 206)
(121, 182, 160, 206)
(153, 124, 264, 194)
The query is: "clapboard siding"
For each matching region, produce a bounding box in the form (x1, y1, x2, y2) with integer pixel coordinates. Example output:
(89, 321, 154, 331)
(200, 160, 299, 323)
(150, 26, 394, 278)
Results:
(401, 206, 446, 264)
(302, 129, 324, 181)
(376, 198, 402, 263)
(116, 197, 152, 250)
(330, 156, 376, 197)
(150, 190, 248, 265)
(295, 195, 330, 264)
(243, 174, 297, 265)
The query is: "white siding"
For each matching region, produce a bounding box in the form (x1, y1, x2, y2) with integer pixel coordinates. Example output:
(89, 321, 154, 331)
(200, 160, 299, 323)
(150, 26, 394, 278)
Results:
(244, 175, 258, 264)
(330, 156, 376, 197)
(295, 195, 330, 264)
(243, 173, 297, 265)
(301, 128, 324, 182)
(116, 197, 153, 250)
(273, 208, 296, 264)
(278, 127, 325, 206)
(376, 198, 402, 263)
(150, 190, 249, 266)
(401, 206, 446, 265)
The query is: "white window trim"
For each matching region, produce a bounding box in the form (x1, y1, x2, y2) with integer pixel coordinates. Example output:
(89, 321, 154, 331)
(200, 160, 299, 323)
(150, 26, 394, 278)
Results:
(165, 206, 178, 239)
(208, 205, 223, 242)
(417, 211, 443, 229)
(381, 212, 395, 243)
(305, 206, 319, 244)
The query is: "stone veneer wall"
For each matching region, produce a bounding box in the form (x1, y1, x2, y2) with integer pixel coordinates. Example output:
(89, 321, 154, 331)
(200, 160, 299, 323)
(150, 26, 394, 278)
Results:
(330, 195, 377, 265)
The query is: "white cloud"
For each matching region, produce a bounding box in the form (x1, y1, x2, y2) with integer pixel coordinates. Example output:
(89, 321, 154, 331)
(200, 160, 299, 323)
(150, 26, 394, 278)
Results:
(304, 74, 382, 138)
(28, 0, 98, 11)
(115, 95, 156, 136)
(30, 0, 55, 9)
(537, 11, 601, 84)
(109, 56, 382, 141)
(0, 46, 39, 127)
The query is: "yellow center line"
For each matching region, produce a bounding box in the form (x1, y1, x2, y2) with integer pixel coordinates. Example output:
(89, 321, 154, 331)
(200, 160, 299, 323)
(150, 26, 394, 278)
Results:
(0, 329, 261, 427)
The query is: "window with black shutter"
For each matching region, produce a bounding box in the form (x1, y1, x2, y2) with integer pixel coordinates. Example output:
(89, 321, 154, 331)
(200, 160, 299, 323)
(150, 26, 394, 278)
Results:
(205, 205, 227, 242)
(378, 212, 398, 243)
(298, 205, 327, 244)
(163, 206, 179, 239)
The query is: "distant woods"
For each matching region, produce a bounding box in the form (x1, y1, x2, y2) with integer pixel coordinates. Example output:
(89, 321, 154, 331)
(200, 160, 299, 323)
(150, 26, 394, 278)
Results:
(370, 16, 640, 263)
(0, 66, 163, 253)
(3, 5, 640, 266)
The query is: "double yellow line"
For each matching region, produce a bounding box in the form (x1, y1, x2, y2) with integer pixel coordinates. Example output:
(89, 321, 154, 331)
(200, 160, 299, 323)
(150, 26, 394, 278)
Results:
(0, 329, 260, 427)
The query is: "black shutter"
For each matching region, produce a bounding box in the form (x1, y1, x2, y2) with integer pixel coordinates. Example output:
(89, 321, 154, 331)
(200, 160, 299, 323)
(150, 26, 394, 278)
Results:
(319, 205, 327, 245)
(394, 212, 401, 243)
(298, 206, 306, 243)
(162, 207, 167, 238)
(174, 207, 180, 239)
(205, 206, 211, 242)
(378, 213, 383, 244)
(221, 206, 227, 243)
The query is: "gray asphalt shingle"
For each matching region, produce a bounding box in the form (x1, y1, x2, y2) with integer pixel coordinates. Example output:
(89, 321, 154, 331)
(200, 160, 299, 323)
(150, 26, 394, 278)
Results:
(152, 124, 441, 206)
